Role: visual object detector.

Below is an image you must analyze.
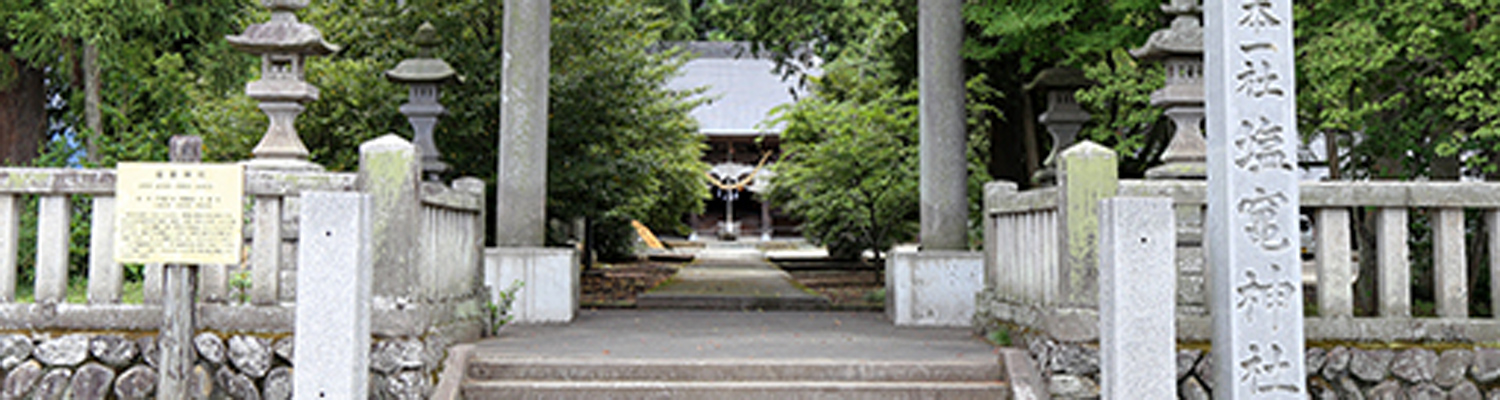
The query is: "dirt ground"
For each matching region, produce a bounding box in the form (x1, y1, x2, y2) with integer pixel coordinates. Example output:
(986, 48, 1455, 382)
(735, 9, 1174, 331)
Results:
(580, 262, 681, 306)
(787, 269, 884, 307)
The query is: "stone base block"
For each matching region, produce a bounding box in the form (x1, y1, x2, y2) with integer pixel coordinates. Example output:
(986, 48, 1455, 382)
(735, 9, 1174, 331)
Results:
(885, 249, 983, 327)
(484, 247, 579, 323)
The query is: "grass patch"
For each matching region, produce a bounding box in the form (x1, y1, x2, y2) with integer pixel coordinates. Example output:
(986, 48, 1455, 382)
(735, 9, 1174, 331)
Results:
(985, 327, 1012, 347)
(15, 277, 145, 304)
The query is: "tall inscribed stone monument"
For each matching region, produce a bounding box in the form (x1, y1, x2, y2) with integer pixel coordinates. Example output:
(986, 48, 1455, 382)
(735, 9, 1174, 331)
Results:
(1205, 0, 1305, 397)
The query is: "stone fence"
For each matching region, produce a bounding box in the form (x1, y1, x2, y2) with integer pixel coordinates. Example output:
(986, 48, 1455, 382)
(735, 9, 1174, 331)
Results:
(980, 141, 1500, 343)
(0, 135, 486, 398)
(978, 141, 1500, 398)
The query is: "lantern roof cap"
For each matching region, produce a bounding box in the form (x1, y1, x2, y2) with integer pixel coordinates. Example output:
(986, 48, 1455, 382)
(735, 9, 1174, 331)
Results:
(386, 23, 458, 84)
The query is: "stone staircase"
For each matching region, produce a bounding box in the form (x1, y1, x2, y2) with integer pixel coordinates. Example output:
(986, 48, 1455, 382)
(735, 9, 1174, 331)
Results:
(460, 355, 1011, 399)
(636, 247, 831, 311)
(448, 310, 1015, 399)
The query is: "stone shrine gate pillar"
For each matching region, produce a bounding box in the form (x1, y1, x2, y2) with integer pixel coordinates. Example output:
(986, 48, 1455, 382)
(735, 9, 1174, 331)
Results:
(888, 0, 984, 327)
(497, 0, 549, 247)
(487, 0, 580, 323)
(918, 0, 968, 250)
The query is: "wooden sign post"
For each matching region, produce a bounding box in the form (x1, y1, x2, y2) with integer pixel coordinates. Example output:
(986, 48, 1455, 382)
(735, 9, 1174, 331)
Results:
(115, 136, 244, 399)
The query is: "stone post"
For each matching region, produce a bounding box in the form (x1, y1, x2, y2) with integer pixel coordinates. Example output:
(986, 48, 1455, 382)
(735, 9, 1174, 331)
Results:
(982, 181, 1019, 289)
(0, 193, 16, 301)
(1134, 0, 1207, 180)
(226, 0, 339, 171)
(1099, 197, 1175, 399)
(1206, 0, 1306, 396)
(1056, 141, 1117, 309)
(294, 191, 372, 400)
(918, 0, 967, 250)
(34, 194, 69, 303)
(359, 135, 422, 305)
(387, 22, 458, 181)
(497, 0, 550, 247)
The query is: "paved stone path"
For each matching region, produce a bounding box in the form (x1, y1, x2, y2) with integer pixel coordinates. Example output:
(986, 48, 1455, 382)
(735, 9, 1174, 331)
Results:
(478, 309, 997, 361)
(637, 247, 829, 310)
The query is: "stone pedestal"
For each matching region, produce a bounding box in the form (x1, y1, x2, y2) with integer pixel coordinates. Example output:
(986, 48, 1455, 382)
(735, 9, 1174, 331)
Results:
(1144, 104, 1207, 179)
(484, 247, 579, 323)
(243, 101, 322, 171)
(885, 249, 983, 327)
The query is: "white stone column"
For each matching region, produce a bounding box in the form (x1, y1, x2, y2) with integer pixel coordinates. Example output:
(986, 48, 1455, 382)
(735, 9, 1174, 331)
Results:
(0, 194, 17, 302)
(294, 191, 372, 400)
(1205, 0, 1305, 397)
(497, 0, 551, 247)
(918, 0, 967, 250)
(1099, 197, 1175, 399)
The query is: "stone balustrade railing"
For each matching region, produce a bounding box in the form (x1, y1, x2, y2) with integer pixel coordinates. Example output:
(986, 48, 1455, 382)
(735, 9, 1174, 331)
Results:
(979, 142, 1500, 344)
(0, 136, 486, 339)
(983, 183, 1059, 310)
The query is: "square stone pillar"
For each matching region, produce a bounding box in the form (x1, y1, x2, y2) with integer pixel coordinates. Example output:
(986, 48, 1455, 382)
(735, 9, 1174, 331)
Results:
(295, 191, 373, 400)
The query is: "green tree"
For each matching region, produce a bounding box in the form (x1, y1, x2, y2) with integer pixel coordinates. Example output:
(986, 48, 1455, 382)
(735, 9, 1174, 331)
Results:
(1, 0, 254, 291)
(188, 0, 708, 257)
(1296, 0, 1500, 180)
(1, 0, 255, 166)
(767, 9, 995, 259)
(547, 0, 708, 259)
(963, 0, 1165, 177)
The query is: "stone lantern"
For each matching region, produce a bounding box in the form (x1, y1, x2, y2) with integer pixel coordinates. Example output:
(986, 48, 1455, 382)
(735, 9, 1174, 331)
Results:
(1026, 66, 1093, 185)
(226, 0, 339, 171)
(386, 22, 458, 181)
(1132, 0, 1205, 179)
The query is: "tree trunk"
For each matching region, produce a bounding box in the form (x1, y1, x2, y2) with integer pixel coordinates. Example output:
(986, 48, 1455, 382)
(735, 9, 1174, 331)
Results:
(85, 42, 101, 165)
(1324, 130, 1340, 180)
(1021, 89, 1039, 179)
(0, 50, 46, 166)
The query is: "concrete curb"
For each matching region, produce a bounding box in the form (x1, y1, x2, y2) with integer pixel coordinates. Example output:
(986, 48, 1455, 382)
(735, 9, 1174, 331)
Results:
(1000, 347, 1046, 400)
(431, 343, 475, 399)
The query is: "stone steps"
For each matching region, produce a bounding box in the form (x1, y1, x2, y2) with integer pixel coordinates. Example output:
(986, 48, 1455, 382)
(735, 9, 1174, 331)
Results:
(450, 310, 1016, 399)
(466, 357, 1001, 382)
(461, 356, 1009, 399)
(462, 380, 1012, 399)
(635, 252, 831, 311)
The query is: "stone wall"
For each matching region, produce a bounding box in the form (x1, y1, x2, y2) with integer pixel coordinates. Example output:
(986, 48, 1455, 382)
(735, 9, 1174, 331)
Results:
(0, 331, 449, 399)
(1003, 332, 1500, 400)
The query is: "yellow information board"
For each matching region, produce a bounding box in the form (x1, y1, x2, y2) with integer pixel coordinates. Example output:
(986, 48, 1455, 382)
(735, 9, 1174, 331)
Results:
(115, 163, 245, 265)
